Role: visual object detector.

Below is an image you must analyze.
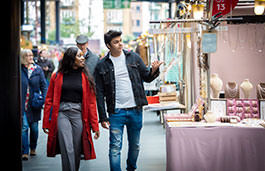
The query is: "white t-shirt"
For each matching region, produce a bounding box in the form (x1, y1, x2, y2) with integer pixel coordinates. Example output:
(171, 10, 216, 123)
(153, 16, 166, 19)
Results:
(110, 52, 136, 109)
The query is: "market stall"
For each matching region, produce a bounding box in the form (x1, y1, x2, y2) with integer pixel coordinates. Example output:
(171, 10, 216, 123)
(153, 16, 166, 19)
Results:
(145, 0, 265, 170)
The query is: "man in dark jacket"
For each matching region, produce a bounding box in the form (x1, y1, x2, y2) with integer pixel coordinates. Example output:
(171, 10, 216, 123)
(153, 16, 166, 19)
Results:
(35, 49, 55, 85)
(94, 30, 163, 171)
(76, 35, 99, 76)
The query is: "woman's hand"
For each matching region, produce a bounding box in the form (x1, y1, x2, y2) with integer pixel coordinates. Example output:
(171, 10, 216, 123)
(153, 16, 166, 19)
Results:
(43, 128, 49, 134)
(94, 131, 100, 139)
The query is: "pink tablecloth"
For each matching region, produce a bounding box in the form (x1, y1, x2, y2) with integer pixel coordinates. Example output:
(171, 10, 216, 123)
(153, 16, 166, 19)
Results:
(166, 124, 265, 171)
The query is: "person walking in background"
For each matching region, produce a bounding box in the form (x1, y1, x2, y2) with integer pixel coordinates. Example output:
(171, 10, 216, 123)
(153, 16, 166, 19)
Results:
(94, 30, 163, 171)
(76, 35, 99, 76)
(36, 49, 55, 85)
(21, 49, 47, 160)
(42, 47, 100, 171)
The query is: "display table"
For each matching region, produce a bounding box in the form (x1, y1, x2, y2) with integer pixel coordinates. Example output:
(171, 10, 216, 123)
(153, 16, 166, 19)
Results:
(144, 102, 186, 124)
(166, 122, 265, 171)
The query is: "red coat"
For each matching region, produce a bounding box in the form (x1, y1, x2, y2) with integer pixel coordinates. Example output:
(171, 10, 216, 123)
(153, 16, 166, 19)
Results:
(43, 72, 99, 160)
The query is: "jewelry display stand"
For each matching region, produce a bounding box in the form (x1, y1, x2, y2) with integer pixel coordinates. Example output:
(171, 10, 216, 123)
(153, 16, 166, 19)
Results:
(225, 82, 239, 98)
(210, 74, 223, 98)
(240, 79, 253, 99)
(257, 83, 265, 100)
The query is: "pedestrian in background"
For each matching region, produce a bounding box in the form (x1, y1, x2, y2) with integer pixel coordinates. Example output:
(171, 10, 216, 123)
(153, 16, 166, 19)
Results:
(42, 47, 100, 171)
(21, 49, 47, 160)
(94, 30, 163, 171)
(36, 49, 55, 85)
(76, 35, 99, 76)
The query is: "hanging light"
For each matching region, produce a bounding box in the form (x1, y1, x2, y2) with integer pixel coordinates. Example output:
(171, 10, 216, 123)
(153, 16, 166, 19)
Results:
(192, 3, 204, 19)
(254, 0, 265, 15)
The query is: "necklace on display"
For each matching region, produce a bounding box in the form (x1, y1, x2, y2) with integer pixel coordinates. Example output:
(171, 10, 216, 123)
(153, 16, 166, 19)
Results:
(258, 84, 265, 99)
(226, 84, 238, 98)
(169, 33, 175, 54)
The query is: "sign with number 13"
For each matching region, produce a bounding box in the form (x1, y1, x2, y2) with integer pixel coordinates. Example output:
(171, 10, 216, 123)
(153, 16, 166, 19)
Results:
(211, 0, 238, 16)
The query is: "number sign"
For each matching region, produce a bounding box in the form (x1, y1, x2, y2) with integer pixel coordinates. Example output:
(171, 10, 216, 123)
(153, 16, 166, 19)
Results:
(211, 0, 239, 16)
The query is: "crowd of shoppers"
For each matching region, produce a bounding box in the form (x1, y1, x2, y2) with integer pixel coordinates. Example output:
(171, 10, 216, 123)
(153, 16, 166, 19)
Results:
(21, 31, 163, 171)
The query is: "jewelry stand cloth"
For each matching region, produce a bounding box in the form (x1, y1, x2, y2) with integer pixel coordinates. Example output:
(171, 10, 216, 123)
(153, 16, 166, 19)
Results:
(227, 99, 259, 120)
(240, 79, 253, 99)
(225, 82, 239, 98)
(257, 83, 265, 99)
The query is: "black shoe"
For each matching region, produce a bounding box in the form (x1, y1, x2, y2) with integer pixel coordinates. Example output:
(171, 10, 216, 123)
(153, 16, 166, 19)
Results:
(30, 149, 36, 156)
(80, 154, 85, 160)
(22, 154, 29, 161)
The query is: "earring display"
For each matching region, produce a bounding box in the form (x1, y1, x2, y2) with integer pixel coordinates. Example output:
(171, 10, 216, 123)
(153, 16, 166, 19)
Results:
(210, 99, 226, 120)
(257, 83, 265, 99)
(225, 82, 240, 98)
(227, 99, 260, 119)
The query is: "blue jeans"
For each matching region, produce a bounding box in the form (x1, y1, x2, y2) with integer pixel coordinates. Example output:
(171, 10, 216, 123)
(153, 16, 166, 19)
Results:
(22, 112, 39, 155)
(108, 108, 143, 171)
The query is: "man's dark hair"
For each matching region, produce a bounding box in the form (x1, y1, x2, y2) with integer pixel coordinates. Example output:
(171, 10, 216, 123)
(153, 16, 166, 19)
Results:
(104, 30, 122, 48)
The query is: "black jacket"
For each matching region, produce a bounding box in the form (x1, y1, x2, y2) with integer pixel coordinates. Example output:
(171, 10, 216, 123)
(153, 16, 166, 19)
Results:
(84, 48, 99, 76)
(36, 57, 55, 79)
(95, 50, 159, 122)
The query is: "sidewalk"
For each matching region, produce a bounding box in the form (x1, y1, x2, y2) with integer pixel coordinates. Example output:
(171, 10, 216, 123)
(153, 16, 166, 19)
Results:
(23, 110, 166, 171)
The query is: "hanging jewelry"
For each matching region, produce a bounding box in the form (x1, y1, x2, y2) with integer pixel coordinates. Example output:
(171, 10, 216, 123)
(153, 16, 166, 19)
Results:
(255, 24, 265, 53)
(228, 25, 239, 51)
(247, 24, 256, 51)
(238, 25, 247, 49)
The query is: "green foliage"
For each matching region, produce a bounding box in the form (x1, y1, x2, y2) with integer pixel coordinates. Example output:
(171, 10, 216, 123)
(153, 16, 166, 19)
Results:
(47, 17, 94, 44)
(123, 34, 136, 43)
(60, 17, 80, 38)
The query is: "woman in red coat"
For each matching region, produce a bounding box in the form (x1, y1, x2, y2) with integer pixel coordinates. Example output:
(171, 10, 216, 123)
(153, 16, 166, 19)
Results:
(43, 47, 100, 171)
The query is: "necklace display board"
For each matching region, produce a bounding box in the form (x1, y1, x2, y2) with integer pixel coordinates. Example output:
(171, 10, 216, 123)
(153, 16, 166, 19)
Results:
(227, 99, 259, 120)
(210, 99, 226, 120)
(240, 79, 253, 99)
(257, 83, 265, 99)
(225, 82, 239, 98)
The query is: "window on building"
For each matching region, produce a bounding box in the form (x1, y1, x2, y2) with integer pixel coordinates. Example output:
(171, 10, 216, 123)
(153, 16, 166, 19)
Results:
(61, 10, 75, 24)
(136, 20, 140, 27)
(107, 10, 122, 24)
(61, 0, 74, 6)
(136, 6, 140, 12)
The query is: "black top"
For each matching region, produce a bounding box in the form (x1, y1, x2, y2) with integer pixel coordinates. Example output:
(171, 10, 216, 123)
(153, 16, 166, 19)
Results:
(60, 68, 82, 103)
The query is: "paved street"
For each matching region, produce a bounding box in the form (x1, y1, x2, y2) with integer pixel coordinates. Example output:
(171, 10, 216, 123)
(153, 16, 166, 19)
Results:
(23, 111, 166, 171)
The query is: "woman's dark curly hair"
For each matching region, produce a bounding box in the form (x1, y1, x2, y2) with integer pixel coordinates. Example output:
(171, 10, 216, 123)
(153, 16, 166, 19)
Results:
(58, 47, 95, 92)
